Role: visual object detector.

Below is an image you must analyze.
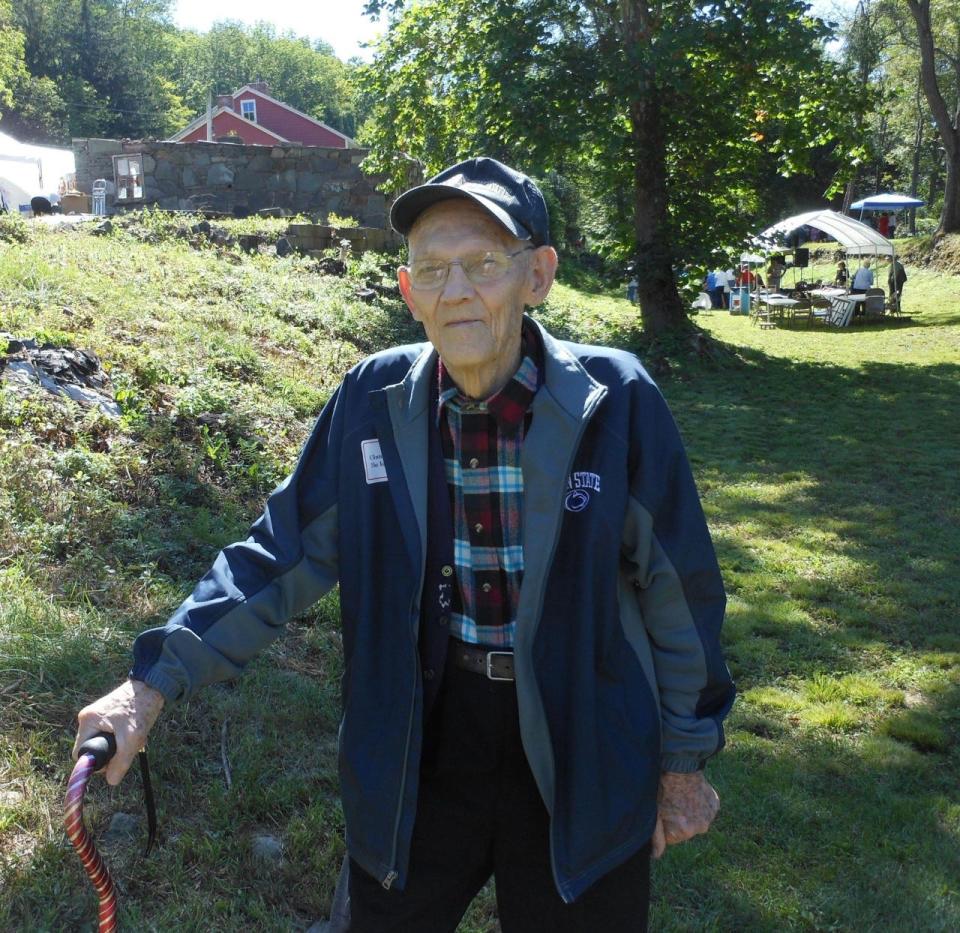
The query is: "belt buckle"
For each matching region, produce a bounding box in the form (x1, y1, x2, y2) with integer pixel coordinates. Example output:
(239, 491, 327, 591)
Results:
(485, 651, 513, 682)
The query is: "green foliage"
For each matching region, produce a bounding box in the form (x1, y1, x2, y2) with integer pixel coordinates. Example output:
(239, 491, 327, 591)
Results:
(0, 211, 28, 243)
(326, 211, 360, 228)
(0, 0, 26, 114)
(359, 0, 862, 333)
(1, 4, 362, 143)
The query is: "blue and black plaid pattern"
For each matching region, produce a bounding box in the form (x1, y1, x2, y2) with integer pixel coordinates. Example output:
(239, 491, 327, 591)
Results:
(437, 332, 540, 648)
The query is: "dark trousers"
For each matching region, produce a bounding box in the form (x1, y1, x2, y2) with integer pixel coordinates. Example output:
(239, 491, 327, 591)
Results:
(346, 662, 651, 932)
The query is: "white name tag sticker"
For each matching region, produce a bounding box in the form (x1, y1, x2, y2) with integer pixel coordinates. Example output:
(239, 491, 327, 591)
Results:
(361, 438, 388, 484)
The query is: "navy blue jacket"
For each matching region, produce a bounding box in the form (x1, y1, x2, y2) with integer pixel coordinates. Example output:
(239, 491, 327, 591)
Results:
(131, 317, 735, 902)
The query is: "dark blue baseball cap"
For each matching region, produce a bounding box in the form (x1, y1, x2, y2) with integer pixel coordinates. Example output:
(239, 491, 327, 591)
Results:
(390, 157, 550, 246)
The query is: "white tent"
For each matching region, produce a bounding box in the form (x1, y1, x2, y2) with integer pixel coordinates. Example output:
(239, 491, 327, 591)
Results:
(757, 209, 894, 257)
(0, 131, 75, 212)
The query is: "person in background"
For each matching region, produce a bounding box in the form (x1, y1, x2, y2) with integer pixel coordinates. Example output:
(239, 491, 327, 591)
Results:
(888, 212, 898, 239)
(888, 258, 907, 309)
(766, 255, 786, 292)
(736, 264, 763, 288)
(709, 267, 728, 308)
(627, 274, 639, 303)
(722, 266, 735, 307)
(834, 260, 848, 288)
(851, 260, 874, 291)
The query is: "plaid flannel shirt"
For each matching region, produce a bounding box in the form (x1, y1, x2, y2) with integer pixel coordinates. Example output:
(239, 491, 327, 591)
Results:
(436, 328, 541, 648)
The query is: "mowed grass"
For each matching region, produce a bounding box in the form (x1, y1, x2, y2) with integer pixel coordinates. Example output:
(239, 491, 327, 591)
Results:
(1, 219, 958, 931)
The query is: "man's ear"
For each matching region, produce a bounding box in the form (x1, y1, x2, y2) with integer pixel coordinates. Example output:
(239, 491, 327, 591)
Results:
(397, 266, 423, 321)
(523, 246, 559, 306)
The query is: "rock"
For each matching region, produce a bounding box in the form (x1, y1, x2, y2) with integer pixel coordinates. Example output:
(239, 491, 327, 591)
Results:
(102, 812, 140, 845)
(275, 237, 293, 258)
(5, 336, 38, 353)
(354, 287, 377, 303)
(207, 163, 235, 187)
(90, 220, 113, 236)
(191, 220, 212, 236)
(0, 789, 24, 806)
(210, 229, 235, 247)
(316, 257, 347, 277)
(1, 340, 122, 418)
(258, 206, 290, 217)
(238, 234, 264, 253)
(251, 833, 283, 864)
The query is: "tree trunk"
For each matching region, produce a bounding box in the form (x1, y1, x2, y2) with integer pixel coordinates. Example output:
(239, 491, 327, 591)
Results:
(910, 73, 924, 235)
(621, 1, 687, 336)
(940, 148, 960, 231)
(928, 135, 943, 207)
(842, 176, 857, 215)
(906, 0, 960, 234)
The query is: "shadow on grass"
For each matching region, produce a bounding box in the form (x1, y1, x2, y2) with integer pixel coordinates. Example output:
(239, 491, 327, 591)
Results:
(652, 684, 960, 930)
(669, 349, 960, 648)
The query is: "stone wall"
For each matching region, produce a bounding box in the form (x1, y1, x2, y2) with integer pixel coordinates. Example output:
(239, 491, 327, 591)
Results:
(72, 138, 123, 195)
(71, 139, 402, 227)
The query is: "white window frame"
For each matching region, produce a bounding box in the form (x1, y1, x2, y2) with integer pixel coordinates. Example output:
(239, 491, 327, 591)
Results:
(113, 155, 144, 202)
(240, 99, 257, 122)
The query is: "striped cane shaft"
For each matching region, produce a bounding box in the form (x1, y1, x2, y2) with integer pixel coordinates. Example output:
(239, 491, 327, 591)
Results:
(65, 754, 118, 933)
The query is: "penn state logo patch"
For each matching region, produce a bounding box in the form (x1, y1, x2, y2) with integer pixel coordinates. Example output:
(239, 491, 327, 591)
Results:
(564, 471, 601, 512)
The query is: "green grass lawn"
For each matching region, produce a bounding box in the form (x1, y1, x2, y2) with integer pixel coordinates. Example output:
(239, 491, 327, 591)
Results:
(1, 217, 958, 930)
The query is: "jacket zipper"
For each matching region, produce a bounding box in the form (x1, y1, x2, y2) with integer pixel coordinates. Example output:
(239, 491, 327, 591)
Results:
(381, 592, 421, 890)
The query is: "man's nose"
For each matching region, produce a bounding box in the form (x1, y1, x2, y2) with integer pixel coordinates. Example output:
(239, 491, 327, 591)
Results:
(440, 261, 474, 300)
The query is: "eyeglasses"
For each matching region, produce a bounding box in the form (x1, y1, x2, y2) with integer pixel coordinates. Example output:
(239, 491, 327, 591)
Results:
(405, 247, 534, 290)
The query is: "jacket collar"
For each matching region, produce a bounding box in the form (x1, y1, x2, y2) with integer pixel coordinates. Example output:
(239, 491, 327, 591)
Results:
(392, 315, 604, 424)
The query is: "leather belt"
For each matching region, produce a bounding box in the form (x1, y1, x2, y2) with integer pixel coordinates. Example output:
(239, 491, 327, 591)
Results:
(450, 640, 515, 681)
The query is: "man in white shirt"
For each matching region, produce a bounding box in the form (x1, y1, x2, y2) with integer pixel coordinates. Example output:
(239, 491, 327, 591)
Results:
(851, 261, 874, 291)
(709, 268, 728, 308)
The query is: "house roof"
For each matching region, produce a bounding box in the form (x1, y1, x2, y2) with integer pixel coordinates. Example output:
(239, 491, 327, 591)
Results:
(167, 106, 290, 143)
(167, 85, 354, 146)
(232, 85, 353, 145)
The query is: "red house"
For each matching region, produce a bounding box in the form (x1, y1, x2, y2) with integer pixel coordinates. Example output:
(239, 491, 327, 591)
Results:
(169, 82, 352, 148)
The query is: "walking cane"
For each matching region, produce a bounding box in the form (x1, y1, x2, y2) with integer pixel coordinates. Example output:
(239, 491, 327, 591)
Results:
(64, 732, 156, 932)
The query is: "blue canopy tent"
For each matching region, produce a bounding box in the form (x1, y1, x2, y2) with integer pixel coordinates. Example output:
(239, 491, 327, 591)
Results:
(850, 193, 926, 210)
(850, 192, 925, 227)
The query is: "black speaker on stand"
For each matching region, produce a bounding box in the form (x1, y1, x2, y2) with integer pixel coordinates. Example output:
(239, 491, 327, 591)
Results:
(794, 247, 809, 268)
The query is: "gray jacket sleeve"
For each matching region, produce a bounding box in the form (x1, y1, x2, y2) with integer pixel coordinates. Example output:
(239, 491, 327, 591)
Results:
(622, 381, 735, 772)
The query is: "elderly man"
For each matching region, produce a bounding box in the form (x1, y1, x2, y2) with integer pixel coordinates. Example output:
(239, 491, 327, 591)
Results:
(74, 157, 734, 932)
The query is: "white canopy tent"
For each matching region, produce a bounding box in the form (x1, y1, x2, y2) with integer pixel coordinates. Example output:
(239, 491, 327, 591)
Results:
(0, 131, 75, 212)
(739, 209, 900, 314)
(757, 209, 894, 258)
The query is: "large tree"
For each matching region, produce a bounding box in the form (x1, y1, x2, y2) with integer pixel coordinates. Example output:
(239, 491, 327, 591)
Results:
(904, 0, 960, 235)
(8, 0, 190, 140)
(361, 0, 859, 336)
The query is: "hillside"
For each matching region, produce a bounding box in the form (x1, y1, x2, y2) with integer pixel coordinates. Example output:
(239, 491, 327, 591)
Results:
(1, 216, 958, 931)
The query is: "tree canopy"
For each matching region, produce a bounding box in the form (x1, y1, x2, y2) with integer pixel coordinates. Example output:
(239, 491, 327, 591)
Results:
(359, 0, 861, 333)
(0, 2, 363, 143)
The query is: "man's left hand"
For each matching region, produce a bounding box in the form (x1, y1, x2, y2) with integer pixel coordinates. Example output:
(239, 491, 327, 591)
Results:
(651, 770, 720, 859)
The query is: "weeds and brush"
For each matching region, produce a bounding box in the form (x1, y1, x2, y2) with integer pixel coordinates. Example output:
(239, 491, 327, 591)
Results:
(0, 222, 958, 931)
(0, 213, 29, 244)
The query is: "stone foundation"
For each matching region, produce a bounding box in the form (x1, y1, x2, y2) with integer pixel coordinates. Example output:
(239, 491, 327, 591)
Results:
(72, 138, 416, 229)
